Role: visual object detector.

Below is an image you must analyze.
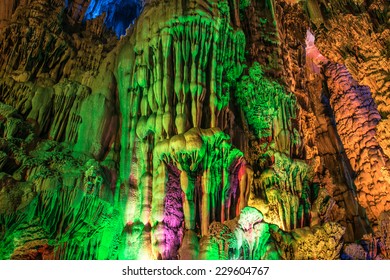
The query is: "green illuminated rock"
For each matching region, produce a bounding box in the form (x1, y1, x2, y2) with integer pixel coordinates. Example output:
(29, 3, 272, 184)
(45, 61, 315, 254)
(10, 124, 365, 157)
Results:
(1, 0, 389, 260)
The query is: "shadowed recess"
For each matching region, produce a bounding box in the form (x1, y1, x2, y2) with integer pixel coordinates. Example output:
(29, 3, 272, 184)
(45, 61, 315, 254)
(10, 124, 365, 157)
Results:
(84, 0, 142, 36)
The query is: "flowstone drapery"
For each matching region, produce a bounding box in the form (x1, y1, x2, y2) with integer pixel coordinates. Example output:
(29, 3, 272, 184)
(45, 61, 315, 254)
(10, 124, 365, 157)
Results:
(251, 153, 313, 231)
(1, 0, 390, 260)
(151, 128, 252, 259)
(115, 0, 248, 260)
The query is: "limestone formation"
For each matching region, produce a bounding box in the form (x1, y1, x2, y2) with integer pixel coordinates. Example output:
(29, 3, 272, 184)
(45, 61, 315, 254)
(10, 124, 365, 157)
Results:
(0, 0, 389, 260)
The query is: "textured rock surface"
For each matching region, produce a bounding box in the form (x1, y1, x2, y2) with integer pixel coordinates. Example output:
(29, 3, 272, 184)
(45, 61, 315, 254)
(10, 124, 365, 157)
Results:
(0, 0, 389, 260)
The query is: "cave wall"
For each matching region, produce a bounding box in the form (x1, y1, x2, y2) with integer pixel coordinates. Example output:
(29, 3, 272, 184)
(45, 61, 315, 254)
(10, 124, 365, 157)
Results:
(0, 0, 389, 260)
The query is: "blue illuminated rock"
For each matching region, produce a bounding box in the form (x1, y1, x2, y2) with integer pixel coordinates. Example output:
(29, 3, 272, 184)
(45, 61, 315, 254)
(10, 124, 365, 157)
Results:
(84, 0, 142, 36)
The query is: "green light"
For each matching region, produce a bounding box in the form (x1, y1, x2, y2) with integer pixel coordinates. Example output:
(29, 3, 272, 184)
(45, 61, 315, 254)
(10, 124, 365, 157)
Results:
(236, 62, 296, 139)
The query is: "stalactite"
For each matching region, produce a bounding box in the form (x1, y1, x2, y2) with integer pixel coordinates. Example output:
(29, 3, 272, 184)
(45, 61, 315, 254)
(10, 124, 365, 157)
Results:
(251, 152, 313, 231)
(114, 0, 247, 259)
(1, 0, 389, 261)
(149, 128, 252, 259)
(0, 186, 122, 260)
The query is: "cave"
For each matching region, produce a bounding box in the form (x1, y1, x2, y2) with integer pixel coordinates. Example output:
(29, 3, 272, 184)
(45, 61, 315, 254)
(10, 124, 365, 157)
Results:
(0, 0, 389, 260)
